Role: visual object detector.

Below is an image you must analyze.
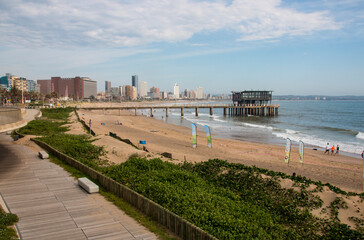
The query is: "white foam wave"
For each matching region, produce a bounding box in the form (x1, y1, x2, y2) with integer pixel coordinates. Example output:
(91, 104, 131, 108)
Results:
(243, 123, 273, 131)
(273, 130, 364, 155)
(356, 132, 364, 140)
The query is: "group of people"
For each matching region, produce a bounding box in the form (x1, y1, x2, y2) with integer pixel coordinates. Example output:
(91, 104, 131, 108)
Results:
(324, 143, 339, 155)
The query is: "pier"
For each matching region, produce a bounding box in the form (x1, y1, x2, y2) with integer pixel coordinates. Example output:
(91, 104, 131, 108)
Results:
(79, 103, 279, 117)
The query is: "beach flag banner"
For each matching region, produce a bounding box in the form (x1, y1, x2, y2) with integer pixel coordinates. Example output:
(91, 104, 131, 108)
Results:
(299, 140, 304, 163)
(204, 125, 212, 148)
(192, 123, 197, 148)
(284, 138, 291, 163)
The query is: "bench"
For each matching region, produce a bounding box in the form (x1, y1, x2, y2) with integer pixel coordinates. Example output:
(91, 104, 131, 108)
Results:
(78, 177, 99, 193)
(38, 151, 49, 159)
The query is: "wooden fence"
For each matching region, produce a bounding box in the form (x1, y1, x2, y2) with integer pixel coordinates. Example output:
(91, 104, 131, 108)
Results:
(31, 138, 218, 240)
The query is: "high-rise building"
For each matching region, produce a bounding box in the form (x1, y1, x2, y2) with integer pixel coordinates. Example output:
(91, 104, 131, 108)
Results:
(196, 87, 204, 99)
(83, 78, 97, 98)
(105, 81, 111, 93)
(124, 85, 135, 100)
(139, 81, 148, 97)
(28, 80, 35, 92)
(132, 75, 138, 96)
(150, 86, 160, 99)
(37, 76, 97, 100)
(173, 83, 179, 99)
(14, 78, 29, 93)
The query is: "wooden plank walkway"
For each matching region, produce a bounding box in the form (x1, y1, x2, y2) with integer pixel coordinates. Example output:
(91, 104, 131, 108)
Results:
(0, 134, 157, 240)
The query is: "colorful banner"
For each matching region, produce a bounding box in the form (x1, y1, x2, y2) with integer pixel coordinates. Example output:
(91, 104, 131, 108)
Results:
(284, 138, 291, 164)
(204, 125, 212, 148)
(192, 123, 197, 148)
(299, 140, 304, 163)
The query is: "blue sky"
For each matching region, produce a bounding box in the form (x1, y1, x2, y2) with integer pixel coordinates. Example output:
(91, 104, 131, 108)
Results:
(0, 0, 363, 95)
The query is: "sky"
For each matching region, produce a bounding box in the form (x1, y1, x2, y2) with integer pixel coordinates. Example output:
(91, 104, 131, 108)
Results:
(0, 0, 363, 95)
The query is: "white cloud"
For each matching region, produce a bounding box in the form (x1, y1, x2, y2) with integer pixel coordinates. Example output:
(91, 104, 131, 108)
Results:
(0, 0, 340, 47)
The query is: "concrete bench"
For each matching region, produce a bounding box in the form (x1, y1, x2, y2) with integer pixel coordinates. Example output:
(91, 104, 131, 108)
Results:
(78, 177, 99, 193)
(38, 151, 49, 159)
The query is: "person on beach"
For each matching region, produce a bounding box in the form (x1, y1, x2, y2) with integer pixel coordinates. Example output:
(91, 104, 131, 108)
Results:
(324, 143, 330, 154)
(331, 145, 335, 155)
(362, 151, 364, 159)
(335, 145, 339, 155)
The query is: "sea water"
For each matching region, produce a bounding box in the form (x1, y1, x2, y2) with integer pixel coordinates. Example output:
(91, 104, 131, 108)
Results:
(139, 100, 364, 157)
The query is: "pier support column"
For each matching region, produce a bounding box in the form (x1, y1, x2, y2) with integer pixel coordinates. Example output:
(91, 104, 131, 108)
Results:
(195, 107, 198, 116)
(134, 108, 137, 116)
(166, 108, 169, 117)
(150, 108, 154, 117)
(223, 107, 227, 116)
(210, 107, 213, 115)
(181, 107, 184, 117)
(275, 107, 278, 116)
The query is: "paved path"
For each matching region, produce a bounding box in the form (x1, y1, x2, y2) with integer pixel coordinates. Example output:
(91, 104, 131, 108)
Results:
(0, 133, 157, 240)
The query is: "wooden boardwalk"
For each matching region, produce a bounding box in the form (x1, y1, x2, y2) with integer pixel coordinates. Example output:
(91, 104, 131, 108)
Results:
(0, 134, 157, 240)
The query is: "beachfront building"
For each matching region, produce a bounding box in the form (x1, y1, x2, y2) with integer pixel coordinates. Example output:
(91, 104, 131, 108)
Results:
(37, 76, 97, 100)
(132, 75, 138, 97)
(173, 83, 179, 99)
(105, 81, 111, 93)
(139, 81, 148, 97)
(124, 85, 136, 100)
(196, 87, 203, 99)
(149, 86, 160, 99)
(232, 90, 273, 106)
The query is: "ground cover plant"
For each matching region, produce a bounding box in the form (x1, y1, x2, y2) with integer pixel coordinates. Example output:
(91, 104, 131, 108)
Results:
(18, 120, 69, 135)
(41, 107, 73, 120)
(37, 134, 107, 170)
(17, 107, 73, 136)
(0, 207, 18, 240)
(101, 157, 363, 239)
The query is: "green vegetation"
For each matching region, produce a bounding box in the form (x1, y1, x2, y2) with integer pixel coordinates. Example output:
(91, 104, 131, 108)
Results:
(38, 134, 107, 170)
(0, 207, 18, 240)
(18, 120, 69, 135)
(17, 107, 73, 136)
(101, 158, 363, 239)
(41, 107, 73, 120)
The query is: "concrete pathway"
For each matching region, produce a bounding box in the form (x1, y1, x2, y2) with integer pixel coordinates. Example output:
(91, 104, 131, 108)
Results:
(0, 133, 157, 240)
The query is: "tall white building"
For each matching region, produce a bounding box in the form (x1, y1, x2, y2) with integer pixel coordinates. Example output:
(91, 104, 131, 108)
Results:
(196, 87, 204, 99)
(173, 83, 179, 99)
(139, 81, 148, 97)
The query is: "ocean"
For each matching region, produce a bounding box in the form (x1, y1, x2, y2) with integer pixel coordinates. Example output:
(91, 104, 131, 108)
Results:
(139, 100, 364, 158)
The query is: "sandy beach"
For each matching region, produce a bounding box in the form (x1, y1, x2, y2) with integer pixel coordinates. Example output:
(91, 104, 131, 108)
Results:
(75, 105, 363, 194)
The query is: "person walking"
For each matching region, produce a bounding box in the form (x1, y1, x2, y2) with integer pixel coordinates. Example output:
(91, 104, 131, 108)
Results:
(335, 145, 339, 155)
(331, 145, 335, 155)
(325, 143, 330, 154)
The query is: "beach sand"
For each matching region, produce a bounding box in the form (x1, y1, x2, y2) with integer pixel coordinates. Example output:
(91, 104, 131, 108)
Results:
(77, 107, 363, 193)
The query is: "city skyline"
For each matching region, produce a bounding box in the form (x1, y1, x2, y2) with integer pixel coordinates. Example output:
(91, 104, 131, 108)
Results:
(0, 0, 363, 95)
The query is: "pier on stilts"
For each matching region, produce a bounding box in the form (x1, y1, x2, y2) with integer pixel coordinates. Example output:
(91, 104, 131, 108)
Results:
(79, 91, 279, 117)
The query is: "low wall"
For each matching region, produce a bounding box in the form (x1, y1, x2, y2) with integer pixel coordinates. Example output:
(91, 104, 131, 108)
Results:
(31, 138, 217, 240)
(0, 108, 22, 125)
